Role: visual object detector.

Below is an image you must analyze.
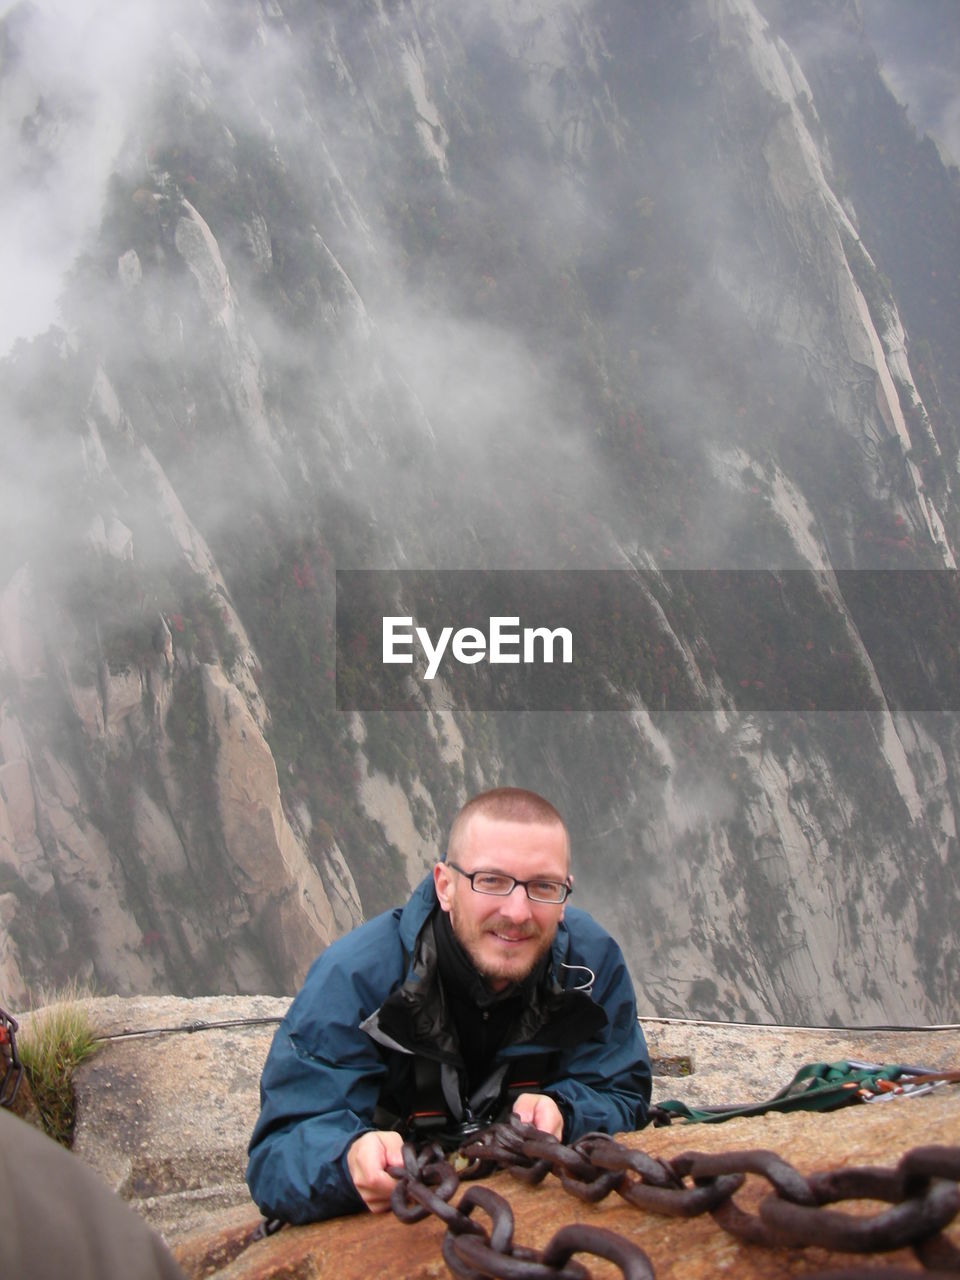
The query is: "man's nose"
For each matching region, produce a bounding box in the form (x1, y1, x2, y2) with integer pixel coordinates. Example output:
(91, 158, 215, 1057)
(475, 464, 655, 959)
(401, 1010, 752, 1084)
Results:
(499, 883, 532, 920)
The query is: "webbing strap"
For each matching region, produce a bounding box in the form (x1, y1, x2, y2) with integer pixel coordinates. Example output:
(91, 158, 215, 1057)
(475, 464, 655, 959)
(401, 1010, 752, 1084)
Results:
(650, 1060, 918, 1125)
(404, 1051, 556, 1145)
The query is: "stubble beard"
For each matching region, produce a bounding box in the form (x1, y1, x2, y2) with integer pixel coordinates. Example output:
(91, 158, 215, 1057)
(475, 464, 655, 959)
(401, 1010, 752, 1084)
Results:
(448, 900, 554, 988)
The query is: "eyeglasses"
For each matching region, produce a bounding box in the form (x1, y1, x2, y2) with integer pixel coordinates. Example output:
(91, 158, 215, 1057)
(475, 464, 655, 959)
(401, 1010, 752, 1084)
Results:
(446, 862, 571, 904)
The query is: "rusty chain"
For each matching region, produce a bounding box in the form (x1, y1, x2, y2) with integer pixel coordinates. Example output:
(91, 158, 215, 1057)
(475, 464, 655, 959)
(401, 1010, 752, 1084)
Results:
(386, 1115, 960, 1279)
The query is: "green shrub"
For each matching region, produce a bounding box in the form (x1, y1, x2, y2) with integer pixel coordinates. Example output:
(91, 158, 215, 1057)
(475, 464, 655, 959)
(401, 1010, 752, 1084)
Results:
(18, 983, 100, 1146)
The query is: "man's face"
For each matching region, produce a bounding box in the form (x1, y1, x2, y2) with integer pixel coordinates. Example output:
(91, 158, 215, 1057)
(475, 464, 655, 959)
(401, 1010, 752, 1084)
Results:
(433, 813, 570, 991)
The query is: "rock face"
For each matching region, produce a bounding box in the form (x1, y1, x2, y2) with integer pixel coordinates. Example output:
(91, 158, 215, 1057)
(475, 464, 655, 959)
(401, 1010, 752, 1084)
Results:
(0, 479, 360, 1001)
(0, 0, 959, 1023)
(172, 1090, 960, 1279)
(59, 994, 960, 1249)
(14, 994, 951, 1280)
(68, 996, 289, 1240)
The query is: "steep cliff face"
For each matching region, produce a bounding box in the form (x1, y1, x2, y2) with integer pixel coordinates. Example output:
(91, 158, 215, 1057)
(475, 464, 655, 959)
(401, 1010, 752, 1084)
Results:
(1, 0, 958, 1021)
(0, 343, 362, 999)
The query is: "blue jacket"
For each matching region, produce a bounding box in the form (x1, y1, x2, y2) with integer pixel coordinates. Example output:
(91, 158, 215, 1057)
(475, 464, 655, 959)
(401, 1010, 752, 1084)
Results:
(246, 876, 651, 1223)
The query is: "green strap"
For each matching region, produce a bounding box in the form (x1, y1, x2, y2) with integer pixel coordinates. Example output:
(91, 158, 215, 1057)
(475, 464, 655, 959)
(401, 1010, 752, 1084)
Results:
(651, 1060, 907, 1125)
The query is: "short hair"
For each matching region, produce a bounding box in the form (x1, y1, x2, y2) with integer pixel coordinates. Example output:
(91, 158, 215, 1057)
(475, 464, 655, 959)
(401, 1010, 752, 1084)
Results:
(447, 787, 570, 863)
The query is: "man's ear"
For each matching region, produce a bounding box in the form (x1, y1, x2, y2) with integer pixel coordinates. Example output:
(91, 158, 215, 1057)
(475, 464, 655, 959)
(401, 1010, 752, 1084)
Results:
(433, 861, 453, 912)
(560, 873, 574, 922)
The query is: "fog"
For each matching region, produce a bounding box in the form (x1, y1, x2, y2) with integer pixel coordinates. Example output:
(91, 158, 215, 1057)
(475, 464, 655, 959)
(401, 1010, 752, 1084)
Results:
(0, 0, 178, 353)
(861, 0, 960, 163)
(3, 0, 953, 568)
(2, 0, 956, 672)
(0, 0, 628, 574)
(1, 0, 958, 1019)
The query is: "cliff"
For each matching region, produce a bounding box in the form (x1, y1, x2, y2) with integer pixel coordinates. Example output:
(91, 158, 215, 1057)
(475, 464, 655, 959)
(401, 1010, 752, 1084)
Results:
(1, 0, 959, 1024)
(42, 993, 958, 1248)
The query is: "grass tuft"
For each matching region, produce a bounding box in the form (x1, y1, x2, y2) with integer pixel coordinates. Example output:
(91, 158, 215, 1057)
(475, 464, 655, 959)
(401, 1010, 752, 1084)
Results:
(19, 981, 100, 1146)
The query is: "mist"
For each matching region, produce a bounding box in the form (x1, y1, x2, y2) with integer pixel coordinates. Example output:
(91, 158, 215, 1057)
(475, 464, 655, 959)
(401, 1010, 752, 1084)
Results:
(1, 0, 958, 1023)
(0, 0, 784, 572)
(0, 0, 179, 352)
(860, 0, 960, 163)
(0, 0, 877, 571)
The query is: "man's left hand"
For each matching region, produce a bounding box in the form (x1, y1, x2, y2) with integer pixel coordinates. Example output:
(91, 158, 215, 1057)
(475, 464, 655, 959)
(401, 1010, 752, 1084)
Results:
(511, 1092, 564, 1139)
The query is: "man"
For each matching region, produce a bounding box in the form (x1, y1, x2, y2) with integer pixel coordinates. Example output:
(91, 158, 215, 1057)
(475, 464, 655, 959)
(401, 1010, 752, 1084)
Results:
(246, 787, 651, 1224)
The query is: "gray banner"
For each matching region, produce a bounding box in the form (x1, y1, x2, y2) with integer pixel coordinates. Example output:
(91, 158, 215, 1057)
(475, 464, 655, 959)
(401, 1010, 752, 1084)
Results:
(335, 569, 960, 712)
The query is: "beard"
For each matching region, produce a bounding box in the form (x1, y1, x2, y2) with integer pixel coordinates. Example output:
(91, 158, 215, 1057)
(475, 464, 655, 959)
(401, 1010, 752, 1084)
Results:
(447, 901, 556, 989)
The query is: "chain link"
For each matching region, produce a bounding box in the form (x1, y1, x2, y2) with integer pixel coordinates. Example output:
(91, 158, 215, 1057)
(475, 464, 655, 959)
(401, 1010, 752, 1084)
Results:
(386, 1115, 960, 1278)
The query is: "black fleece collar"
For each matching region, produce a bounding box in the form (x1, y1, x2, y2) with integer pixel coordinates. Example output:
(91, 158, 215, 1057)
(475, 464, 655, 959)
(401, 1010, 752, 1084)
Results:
(362, 909, 608, 1063)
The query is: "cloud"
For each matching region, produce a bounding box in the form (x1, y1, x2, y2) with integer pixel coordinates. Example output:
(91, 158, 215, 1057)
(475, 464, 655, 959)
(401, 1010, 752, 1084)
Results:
(878, 58, 960, 163)
(860, 0, 960, 163)
(0, 0, 177, 354)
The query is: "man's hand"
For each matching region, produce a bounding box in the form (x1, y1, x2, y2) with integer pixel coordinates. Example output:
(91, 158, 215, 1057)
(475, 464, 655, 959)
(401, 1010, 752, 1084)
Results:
(346, 1130, 405, 1212)
(511, 1092, 564, 1140)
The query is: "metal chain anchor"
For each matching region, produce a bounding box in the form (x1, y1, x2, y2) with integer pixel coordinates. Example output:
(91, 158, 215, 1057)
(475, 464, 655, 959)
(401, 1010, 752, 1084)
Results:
(385, 1113, 960, 1279)
(388, 1132, 655, 1278)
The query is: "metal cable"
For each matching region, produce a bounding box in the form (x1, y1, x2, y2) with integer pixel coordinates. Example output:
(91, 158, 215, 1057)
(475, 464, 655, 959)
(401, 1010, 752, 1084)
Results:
(92, 1015, 285, 1042)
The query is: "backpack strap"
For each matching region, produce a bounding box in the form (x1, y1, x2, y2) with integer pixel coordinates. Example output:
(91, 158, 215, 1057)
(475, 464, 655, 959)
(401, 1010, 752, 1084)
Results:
(404, 1055, 460, 1141)
(499, 1052, 557, 1111)
(400, 1050, 559, 1147)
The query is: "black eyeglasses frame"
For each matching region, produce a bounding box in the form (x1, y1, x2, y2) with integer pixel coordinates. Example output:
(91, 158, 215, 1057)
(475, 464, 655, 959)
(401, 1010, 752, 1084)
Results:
(446, 861, 571, 904)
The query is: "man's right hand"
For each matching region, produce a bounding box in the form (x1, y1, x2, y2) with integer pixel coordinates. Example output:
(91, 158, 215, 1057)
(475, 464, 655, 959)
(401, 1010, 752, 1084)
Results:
(346, 1130, 405, 1212)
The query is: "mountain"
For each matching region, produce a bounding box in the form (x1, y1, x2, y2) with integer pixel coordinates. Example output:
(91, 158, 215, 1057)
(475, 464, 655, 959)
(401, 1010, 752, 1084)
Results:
(859, 0, 960, 164)
(1, 0, 958, 1025)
